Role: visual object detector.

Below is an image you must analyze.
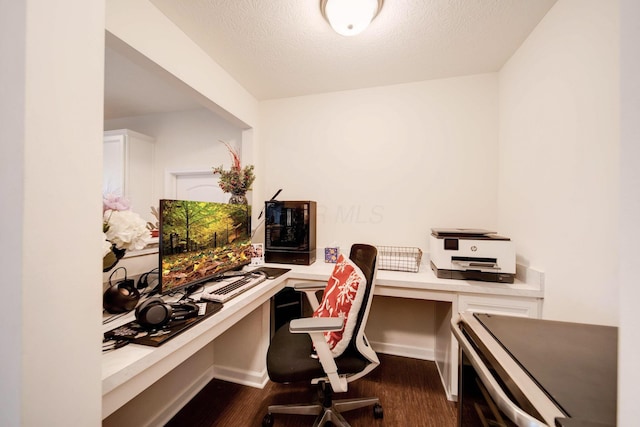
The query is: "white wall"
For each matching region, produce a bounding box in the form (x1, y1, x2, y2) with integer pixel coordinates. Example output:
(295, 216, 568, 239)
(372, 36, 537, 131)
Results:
(259, 74, 500, 254)
(619, 0, 640, 424)
(0, 0, 105, 425)
(498, 0, 619, 325)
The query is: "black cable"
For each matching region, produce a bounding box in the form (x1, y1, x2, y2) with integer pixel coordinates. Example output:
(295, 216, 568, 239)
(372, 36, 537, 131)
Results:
(137, 267, 159, 290)
(102, 311, 129, 325)
(102, 339, 130, 352)
(251, 218, 265, 238)
(178, 283, 206, 301)
(257, 189, 282, 219)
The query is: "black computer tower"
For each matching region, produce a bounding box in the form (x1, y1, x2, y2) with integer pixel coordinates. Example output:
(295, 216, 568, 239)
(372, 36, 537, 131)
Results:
(264, 200, 316, 265)
(271, 287, 303, 336)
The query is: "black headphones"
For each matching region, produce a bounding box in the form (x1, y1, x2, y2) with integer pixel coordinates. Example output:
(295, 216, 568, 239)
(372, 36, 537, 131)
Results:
(103, 267, 140, 314)
(135, 297, 199, 329)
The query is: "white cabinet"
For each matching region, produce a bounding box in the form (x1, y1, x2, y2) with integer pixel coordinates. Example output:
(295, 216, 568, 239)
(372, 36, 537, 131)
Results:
(103, 129, 155, 222)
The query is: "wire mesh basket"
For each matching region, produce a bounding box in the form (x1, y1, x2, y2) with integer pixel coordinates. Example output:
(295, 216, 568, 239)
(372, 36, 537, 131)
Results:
(377, 246, 422, 273)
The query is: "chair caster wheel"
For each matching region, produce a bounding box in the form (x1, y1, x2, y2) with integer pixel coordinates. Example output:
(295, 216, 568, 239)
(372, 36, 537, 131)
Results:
(373, 403, 384, 419)
(262, 413, 274, 427)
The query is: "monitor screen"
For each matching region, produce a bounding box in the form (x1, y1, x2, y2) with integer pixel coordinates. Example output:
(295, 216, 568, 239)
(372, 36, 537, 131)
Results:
(159, 199, 252, 295)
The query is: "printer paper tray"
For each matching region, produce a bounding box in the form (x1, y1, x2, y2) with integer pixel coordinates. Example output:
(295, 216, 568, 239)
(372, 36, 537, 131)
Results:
(451, 259, 500, 272)
(430, 261, 514, 284)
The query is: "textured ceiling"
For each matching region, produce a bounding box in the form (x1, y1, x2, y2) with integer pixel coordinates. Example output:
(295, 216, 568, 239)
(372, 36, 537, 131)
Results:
(104, 0, 558, 119)
(149, 0, 557, 100)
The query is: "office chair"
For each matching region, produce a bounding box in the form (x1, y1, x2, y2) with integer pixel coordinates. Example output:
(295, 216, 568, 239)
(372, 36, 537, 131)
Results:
(263, 244, 383, 427)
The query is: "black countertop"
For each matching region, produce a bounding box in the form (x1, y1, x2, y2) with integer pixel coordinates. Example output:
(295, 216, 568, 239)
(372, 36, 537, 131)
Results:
(475, 313, 617, 427)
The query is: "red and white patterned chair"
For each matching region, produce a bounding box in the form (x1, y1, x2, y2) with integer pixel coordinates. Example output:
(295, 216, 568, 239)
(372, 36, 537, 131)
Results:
(263, 244, 383, 426)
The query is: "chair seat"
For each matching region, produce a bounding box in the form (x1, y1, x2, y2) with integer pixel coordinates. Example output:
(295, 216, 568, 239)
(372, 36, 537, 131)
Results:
(267, 321, 368, 384)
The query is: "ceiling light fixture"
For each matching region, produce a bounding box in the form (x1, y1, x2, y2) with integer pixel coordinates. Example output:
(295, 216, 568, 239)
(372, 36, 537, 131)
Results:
(320, 0, 384, 37)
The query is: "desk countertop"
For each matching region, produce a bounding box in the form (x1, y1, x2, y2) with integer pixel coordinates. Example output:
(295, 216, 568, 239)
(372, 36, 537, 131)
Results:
(280, 260, 544, 299)
(103, 263, 542, 384)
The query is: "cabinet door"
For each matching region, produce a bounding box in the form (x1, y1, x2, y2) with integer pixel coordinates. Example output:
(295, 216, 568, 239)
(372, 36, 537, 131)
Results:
(103, 130, 155, 222)
(458, 294, 541, 318)
(103, 134, 125, 196)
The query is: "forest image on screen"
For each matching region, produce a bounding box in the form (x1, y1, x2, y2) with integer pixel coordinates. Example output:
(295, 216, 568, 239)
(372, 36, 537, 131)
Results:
(160, 199, 252, 294)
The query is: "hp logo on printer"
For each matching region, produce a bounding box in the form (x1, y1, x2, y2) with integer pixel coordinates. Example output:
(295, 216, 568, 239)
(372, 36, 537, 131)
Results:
(471, 246, 477, 252)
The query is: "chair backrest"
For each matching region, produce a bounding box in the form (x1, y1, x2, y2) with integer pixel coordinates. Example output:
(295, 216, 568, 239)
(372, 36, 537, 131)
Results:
(346, 244, 378, 358)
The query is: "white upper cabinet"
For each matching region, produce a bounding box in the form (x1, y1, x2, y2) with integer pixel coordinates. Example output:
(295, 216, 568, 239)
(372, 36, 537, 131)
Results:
(103, 129, 155, 223)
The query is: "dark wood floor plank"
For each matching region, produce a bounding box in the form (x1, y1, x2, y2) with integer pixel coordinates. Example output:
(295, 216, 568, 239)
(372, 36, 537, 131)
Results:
(166, 354, 457, 426)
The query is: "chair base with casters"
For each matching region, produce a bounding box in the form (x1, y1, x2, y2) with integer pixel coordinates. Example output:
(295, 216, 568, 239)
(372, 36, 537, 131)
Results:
(262, 380, 383, 427)
(263, 244, 383, 427)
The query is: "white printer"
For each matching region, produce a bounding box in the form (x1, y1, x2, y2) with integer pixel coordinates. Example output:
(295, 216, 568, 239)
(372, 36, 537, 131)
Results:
(429, 228, 515, 283)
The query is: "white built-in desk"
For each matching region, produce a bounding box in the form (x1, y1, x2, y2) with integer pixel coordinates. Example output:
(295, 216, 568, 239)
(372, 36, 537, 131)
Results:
(102, 261, 543, 424)
(102, 273, 289, 421)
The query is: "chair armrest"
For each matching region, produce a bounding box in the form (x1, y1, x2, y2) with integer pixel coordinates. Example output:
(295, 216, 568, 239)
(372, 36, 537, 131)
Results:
(289, 316, 344, 333)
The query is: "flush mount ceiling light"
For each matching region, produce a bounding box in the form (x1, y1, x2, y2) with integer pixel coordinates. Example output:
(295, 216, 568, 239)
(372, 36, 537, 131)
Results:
(320, 0, 384, 37)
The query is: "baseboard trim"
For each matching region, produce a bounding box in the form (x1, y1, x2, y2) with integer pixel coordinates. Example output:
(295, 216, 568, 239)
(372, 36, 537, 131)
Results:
(370, 340, 435, 361)
(212, 364, 269, 389)
(208, 344, 434, 392)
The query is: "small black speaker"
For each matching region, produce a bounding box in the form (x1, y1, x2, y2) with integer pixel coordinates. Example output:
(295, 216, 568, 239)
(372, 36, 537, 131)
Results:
(103, 279, 140, 314)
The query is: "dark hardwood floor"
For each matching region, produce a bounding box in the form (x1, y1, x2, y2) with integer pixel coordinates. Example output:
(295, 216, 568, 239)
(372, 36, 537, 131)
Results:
(166, 354, 457, 426)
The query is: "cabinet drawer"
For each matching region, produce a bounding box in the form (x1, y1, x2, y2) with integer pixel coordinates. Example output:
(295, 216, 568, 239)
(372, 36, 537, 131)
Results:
(458, 294, 541, 318)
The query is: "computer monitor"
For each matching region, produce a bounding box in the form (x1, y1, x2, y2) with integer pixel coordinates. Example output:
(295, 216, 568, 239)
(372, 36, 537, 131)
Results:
(159, 199, 252, 295)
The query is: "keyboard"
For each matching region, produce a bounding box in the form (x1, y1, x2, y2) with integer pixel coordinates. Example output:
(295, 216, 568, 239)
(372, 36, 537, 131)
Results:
(200, 272, 267, 303)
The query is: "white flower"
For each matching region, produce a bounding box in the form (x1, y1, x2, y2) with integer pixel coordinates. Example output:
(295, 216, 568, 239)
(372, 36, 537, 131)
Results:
(104, 209, 151, 251)
(103, 193, 130, 212)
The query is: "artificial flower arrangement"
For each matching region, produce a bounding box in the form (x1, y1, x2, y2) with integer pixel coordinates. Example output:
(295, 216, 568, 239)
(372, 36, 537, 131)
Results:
(212, 140, 255, 198)
(102, 194, 151, 272)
